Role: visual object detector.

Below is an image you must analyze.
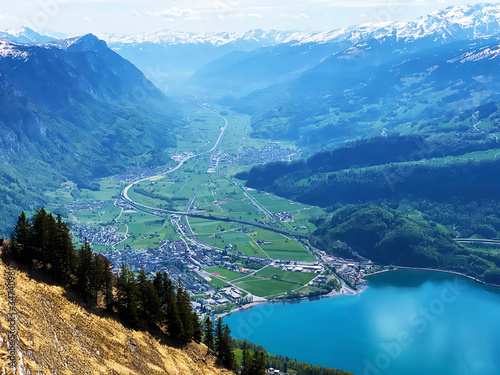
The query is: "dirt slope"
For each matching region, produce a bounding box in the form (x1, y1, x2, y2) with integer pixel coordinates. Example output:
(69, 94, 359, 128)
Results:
(0, 253, 234, 375)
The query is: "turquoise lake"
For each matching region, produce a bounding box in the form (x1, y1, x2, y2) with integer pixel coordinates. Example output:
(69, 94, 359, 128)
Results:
(224, 270, 500, 375)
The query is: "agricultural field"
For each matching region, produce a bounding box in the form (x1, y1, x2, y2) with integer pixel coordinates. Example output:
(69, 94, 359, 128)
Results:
(190, 216, 314, 260)
(114, 210, 173, 250)
(255, 267, 317, 285)
(229, 266, 319, 297)
(194, 175, 268, 223)
(204, 266, 245, 281)
(250, 231, 316, 261)
(245, 190, 326, 233)
(68, 201, 121, 227)
(195, 230, 268, 258)
(206, 275, 230, 290)
(77, 179, 125, 201)
(234, 276, 300, 297)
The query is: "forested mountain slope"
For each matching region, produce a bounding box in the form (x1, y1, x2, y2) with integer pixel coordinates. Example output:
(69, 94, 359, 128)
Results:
(0, 34, 181, 233)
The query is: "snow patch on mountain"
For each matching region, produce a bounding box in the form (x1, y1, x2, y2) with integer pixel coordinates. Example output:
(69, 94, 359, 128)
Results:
(448, 45, 500, 63)
(0, 40, 29, 59)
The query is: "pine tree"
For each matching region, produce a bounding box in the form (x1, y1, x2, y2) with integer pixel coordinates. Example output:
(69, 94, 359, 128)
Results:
(215, 318, 236, 370)
(53, 214, 76, 282)
(192, 311, 202, 343)
(221, 324, 236, 370)
(103, 258, 114, 312)
(31, 208, 49, 263)
(176, 279, 194, 344)
(10, 212, 32, 263)
(43, 213, 57, 268)
(153, 271, 174, 308)
(203, 316, 214, 351)
(89, 254, 105, 303)
(76, 239, 93, 297)
(116, 264, 139, 328)
(215, 317, 224, 358)
(153, 272, 166, 305)
(241, 341, 251, 375)
(249, 351, 266, 375)
(138, 269, 163, 325)
(165, 286, 184, 342)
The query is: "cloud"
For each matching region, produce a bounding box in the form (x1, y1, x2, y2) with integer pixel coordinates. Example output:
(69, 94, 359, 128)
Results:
(226, 13, 264, 19)
(148, 7, 202, 21)
(83, 17, 91, 23)
(277, 13, 309, 19)
(130, 10, 140, 19)
(0, 13, 18, 22)
(306, 0, 426, 7)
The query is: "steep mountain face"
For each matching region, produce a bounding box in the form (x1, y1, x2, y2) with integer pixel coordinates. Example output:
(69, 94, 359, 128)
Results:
(0, 35, 166, 109)
(0, 252, 233, 375)
(193, 3, 500, 93)
(100, 29, 315, 89)
(0, 34, 180, 233)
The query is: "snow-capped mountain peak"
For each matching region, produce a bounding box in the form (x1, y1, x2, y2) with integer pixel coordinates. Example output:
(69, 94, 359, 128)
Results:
(98, 29, 317, 47)
(298, 2, 500, 45)
(0, 27, 54, 43)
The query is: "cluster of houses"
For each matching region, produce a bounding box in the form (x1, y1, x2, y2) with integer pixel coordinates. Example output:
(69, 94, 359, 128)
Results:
(281, 263, 324, 273)
(233, 144, 299, 165)
(266, 368, 288, 375)
(72, 224, 127, 247)
(171, 152, 194, 162)
(66, 200, 106, 212)
(276, 212, 294, 222)
(335, 261, 374, 286)
(207, 150, 222, 174)
(110, 165, 170, 183)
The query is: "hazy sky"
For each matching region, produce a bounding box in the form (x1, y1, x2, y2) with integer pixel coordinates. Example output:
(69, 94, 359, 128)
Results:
(0, 0, 497, 35)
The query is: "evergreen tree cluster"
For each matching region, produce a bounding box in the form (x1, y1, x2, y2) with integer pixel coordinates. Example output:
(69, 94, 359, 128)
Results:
(241, 341, 266, 375)
(8, 209, 236, 369)
(11, 208, 115, 307)
(235, 340, 352, 375)
(203, 316, 237, 371)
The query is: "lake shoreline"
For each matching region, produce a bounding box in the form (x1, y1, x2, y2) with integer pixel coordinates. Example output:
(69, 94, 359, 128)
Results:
(219, 266, 499, 319)
(367, 266, 500, 289)
(219, 281, 366, 319)
(223, 268, 500, 375)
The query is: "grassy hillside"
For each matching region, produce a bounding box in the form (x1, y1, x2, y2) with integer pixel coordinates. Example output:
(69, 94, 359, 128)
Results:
(238, 135, 500, 206)
(0, 36, 181, 234)
(0, 246, 233, 375)
(313, 205, 500, 284)
(235, 37, 500, 151)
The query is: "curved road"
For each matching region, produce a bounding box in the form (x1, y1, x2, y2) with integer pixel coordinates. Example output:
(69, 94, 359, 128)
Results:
(121, 104, 228, 213)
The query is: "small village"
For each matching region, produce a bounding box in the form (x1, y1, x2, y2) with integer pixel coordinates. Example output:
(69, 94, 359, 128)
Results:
(232, 144, 300, 165)
(71, 224, 128, 248)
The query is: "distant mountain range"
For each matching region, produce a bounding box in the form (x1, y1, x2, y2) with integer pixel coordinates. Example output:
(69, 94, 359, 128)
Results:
(220, 3, 500, 150)
(0, 26, 55, 43)
(4, 3, 500, 93)
(96, 29, 316, 90)
(192, 3, 500, 92)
